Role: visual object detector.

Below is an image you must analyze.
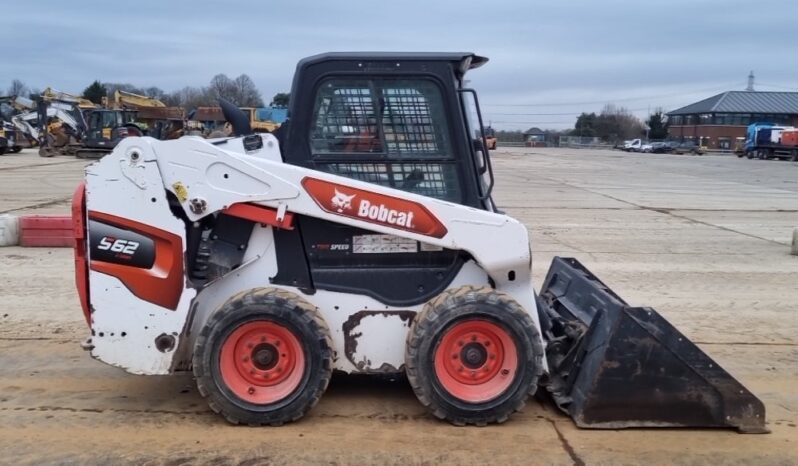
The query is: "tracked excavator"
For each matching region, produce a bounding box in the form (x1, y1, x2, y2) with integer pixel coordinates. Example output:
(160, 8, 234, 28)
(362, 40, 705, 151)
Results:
(34, 87, 143, 158)
(0, 95, 34, 154)
(73, 53, 766, 431)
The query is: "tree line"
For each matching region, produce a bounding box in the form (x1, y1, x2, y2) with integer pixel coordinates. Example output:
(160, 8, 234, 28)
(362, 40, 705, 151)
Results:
(5, 76, 290, 110)
(571, 105, 668, 141)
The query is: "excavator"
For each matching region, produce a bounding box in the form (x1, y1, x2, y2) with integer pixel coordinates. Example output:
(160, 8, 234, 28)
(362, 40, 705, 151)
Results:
(72, 52, 766, 431)
(108, 90, 202, 139)
(34, 87, 143, 158)
(0, 95, 35, 154)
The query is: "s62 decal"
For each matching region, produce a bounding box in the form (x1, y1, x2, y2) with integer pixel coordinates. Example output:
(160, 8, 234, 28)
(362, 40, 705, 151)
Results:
(97, 237, 140, 255)
(89, 221, 156, 269)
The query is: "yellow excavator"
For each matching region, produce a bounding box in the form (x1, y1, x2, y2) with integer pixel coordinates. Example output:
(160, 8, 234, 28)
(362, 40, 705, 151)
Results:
(107, 90, 203, 139)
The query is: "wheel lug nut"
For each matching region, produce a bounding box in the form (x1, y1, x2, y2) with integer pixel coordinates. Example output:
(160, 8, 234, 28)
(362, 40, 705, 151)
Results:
(501, 369, 510, 376)
(250, 369, 255, 374)
(243, 356, 249, 362)
(489, 354, 496, 360)
(471, 335, 477, 342)
(470, 371, 476, 378)
(247, 343, 254, 349)
(458, 340, 464, 347)
(458, 366, 464, 372)
(261, 336, 266, 342)
(452, 354, 458, 359)
(484, 341, 491, 347)
(248, 387, 255, 395)
(275, 341, 281, 347)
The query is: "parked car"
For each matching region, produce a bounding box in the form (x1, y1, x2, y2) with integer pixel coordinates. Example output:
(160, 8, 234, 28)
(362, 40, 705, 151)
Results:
(648, 141, 675, 153)
(641, 142, 654, 153)
(672, 141, 705, 155)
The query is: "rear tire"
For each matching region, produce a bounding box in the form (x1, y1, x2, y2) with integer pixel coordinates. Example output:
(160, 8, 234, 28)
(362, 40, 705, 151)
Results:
(405, 286, 543, 426)
(193, 288, 333, 426)
(791, 150, 798, 162)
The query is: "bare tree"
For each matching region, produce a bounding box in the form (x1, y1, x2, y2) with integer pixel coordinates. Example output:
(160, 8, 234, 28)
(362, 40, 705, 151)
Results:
(143, 86, 166, 100)
(208, 73, 263, 107)
(209, 74, 237, 103)
(165, 86, 215, 109)
(7, 79, 28, 97)
(233, 74, 264, 107)
(595, 104, 645, 141)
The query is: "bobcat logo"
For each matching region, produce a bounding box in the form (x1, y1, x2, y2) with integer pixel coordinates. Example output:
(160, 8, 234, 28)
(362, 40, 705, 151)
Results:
(331, 189, 356, 213)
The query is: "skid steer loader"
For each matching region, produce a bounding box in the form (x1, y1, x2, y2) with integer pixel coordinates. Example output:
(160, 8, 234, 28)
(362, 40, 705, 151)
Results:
(72, 53, 766, 432)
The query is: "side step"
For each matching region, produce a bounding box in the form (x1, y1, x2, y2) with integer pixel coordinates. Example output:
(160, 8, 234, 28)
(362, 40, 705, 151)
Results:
(537, 257, 767, 433)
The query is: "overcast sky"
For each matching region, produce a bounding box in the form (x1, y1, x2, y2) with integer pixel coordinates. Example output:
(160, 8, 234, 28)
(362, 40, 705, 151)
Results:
(4, 0, 798, 130)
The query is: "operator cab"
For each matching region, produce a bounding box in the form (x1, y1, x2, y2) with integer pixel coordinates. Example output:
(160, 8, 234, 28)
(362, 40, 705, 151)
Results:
(84, 109, 142, 148)
(265, 53, 497, 305)
(280, 52, 495, 211)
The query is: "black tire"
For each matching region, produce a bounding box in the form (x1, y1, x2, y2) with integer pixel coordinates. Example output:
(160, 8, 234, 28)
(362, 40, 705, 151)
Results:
(193, 287, 333, 426)
(746, 151, 754, 159)
(405, 286, 544, 426)
(10, 146, 22, 153)
(0, 146, 6, 156)
(792, 150, 798, 162)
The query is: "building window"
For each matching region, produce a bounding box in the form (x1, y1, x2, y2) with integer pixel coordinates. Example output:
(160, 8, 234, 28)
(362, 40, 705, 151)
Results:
(699, 114, 712, 124)
(731, 114, 748, 125)
(669, 115, 682, 125)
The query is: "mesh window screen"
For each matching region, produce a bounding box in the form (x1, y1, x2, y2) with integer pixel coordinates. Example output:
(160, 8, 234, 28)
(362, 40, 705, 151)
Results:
(310, 78, 460, 202)
(381, 82, 449, 156)
(311, 81, 382, 154)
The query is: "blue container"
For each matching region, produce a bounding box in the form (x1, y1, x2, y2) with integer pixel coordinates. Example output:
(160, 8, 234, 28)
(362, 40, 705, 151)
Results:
(255, 107, 288, 123)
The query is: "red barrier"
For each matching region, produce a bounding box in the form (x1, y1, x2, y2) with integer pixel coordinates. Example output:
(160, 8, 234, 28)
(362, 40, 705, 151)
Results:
(18, 215, 74, 247)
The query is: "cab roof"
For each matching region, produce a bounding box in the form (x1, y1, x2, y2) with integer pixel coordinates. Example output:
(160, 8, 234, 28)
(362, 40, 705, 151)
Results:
(296, 52, 488, 78)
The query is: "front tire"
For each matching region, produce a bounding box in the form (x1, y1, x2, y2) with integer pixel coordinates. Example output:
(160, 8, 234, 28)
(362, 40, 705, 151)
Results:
(193, 288, 333, 426)
(405, 286, 544, 426)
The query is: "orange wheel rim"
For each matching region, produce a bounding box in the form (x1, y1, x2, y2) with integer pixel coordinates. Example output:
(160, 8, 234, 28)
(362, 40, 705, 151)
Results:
(433, 319, 518, 403)
(219, 320, 305, 404)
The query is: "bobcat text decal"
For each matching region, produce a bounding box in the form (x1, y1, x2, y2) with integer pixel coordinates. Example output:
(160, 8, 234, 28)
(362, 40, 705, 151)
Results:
(302, 177, 447, 238)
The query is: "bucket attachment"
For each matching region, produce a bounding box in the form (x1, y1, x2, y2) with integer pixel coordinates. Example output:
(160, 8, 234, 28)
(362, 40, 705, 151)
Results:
(537, 257, 767, 433)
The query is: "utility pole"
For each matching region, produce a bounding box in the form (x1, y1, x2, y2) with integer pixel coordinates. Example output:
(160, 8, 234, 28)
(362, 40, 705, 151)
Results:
(746, 71, 755, 91)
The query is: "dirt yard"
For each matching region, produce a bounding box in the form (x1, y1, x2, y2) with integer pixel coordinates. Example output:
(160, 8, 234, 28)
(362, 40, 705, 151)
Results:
(1, 147, 796, 465)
